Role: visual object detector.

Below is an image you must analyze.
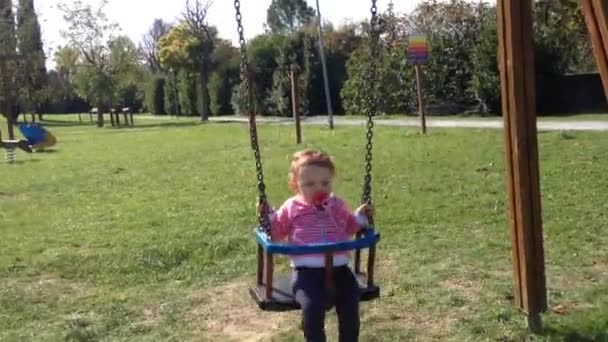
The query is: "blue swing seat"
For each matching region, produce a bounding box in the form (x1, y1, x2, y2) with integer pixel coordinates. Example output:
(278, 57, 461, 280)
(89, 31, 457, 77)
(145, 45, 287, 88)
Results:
(250, 227, 381, 311)
(255, 227, 380, 255)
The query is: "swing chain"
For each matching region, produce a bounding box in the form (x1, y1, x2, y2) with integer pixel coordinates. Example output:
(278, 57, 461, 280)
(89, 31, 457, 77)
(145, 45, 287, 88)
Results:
(234, 0, 270, 233)
(361, 0, 379, 209)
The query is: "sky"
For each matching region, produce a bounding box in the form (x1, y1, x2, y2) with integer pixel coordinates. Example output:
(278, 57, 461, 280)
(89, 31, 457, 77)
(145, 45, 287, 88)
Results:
(35, 0, 491, 69)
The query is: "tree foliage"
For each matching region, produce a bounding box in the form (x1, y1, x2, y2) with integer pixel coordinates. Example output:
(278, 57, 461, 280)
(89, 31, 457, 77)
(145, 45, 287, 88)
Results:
(141, 19, 172, 72)
(145, 74, 165, 115)
(0, 0, 18, 123)
(58, 0, 118, 125)
(17, 0, 46, 116)
(109, 35, 146, 108)
(266, 0, 316, 35)
(31, 0, 604, 119)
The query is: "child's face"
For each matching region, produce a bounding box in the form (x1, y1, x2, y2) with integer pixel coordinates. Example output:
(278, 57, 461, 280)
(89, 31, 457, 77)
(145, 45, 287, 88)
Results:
(296, 164, 333, 203)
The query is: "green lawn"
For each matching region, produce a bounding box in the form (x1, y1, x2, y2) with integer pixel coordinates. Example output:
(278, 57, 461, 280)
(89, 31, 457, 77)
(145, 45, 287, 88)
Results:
(1, 115, 607, 341)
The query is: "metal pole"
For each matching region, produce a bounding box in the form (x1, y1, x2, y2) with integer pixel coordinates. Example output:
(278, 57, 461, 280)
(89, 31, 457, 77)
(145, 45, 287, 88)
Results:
(315, 0, 334, 129)
(291, 64, 302, 144)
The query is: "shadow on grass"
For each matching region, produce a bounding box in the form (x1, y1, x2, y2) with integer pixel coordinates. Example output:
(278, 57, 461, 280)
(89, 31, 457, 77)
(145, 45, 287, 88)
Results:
(3, 158, 42, 164)
(540, 326, 607, 342)
(33, 149, 59, 153)
(27, 119, 203, 130)
(115, 121, 202, 129)
(18, 119, 92, 128)
(537, 311, 608, 342)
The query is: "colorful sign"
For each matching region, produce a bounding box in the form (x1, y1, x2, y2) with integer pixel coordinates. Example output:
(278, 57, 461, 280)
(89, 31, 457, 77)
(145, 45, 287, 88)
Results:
(408, 33, 429, 64)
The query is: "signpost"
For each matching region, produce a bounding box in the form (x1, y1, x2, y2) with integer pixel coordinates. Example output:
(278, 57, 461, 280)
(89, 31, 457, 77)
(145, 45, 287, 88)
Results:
(408, 33, 429, 134)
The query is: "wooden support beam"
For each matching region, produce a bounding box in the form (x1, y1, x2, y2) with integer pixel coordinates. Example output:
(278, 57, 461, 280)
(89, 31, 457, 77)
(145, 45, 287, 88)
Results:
(496, 0, 547, 333)
(264, 251, 274, 300)
(367, 244, 376, 288)
(581, 0, 608, 102)
(257, 244, 263, 286)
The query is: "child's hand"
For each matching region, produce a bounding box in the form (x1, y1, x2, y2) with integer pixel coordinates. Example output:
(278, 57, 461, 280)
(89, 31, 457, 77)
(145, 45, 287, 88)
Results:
(356, 203, 375, 219)
(257, 201, 271, 216)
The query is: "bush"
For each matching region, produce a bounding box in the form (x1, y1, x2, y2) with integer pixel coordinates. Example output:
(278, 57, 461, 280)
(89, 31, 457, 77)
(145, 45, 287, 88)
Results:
(164, 73, 180, 115)
(470, 9, 500, 114)
(210, 67, 238, 116)
(146, 75, 166, 115)
(178, 70, 199, 116)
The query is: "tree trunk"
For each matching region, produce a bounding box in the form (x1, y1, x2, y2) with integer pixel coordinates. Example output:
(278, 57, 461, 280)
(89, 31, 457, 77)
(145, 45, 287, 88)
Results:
(97, 106, 104, 128)
(200, 67, 211, 121)
(7, 104, 20, 139)
(7, 115, 15, 140)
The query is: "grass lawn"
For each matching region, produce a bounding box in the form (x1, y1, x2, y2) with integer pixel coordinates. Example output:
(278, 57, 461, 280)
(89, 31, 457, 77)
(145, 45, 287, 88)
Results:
(1, 114, 607, 341)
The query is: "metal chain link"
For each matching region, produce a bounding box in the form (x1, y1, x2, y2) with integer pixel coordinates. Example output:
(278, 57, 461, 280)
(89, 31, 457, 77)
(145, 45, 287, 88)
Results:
(234, 0, 378, 232)
(234, 0, 270, 233)
(361, 0, 379, 214)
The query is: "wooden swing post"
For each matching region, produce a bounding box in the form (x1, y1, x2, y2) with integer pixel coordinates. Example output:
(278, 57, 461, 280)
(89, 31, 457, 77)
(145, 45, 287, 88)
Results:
(581, 0, 608, 101)
(497, 0, 547, 333)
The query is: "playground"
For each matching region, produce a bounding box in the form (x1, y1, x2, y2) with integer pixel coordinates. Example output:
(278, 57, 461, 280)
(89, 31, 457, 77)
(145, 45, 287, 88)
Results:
(1, 114, 607, 340)
(2, 0, 608, 340)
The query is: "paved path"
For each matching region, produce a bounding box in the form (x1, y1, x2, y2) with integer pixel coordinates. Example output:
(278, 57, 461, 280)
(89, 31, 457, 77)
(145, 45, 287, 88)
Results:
(207, 115, 608, 131)
(139, 115, 608, 131)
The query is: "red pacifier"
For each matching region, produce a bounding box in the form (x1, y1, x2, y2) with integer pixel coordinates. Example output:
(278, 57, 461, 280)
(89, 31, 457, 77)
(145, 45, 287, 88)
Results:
(312, 191, 329, 208)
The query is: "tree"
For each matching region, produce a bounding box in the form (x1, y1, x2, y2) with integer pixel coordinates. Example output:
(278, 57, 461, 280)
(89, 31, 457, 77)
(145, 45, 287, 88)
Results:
(209, 39, 239, 115)
(159, 1, 216, 121)
(532, 0, 595, 73)
(470, 3, 500, 114)
(17, 0, 46, 120)
(324, 23, 364, 114)
(58, 0, 119, 127)
(145, 74, 165, 114)
(164, 70, 179, 115)
(267, 30, 323, 117)
(54, 46, 79, 82)
(183, 0, 215, 121)
(38, 47, 83, 114)
(266, 0, 315, 35)
(234, 34, 282, 115)
(109, 35, 145, 109)
(269, 34, 298, 116)
(141, 19, 172, 73)
(0, 0, 19, 138)
(178, 69, 199, 116)
(341, 10, 414, 116)
(407, 0, 483, 107)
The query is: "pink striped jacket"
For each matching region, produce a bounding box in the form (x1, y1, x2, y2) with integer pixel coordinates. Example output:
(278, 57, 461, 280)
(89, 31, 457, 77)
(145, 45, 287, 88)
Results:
(268, 194, 368, 268)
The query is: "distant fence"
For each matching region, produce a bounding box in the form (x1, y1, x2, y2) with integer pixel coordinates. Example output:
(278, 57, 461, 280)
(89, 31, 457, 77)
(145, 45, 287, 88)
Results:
(537, 72, 608, 115)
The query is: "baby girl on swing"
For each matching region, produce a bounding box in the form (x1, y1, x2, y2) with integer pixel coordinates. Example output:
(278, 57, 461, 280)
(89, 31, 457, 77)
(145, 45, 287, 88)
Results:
(258, 149, 374, 342)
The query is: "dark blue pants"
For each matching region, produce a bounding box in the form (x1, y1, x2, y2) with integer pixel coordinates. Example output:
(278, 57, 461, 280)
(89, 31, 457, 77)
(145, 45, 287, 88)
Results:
(293, 265, 360, 342)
